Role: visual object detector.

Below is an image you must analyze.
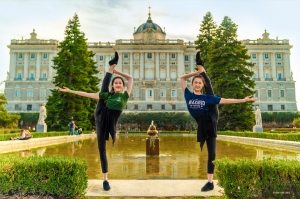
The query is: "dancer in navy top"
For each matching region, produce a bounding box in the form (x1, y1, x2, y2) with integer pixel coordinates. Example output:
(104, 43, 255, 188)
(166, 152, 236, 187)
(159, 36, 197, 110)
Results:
(180, 51, 256, 192)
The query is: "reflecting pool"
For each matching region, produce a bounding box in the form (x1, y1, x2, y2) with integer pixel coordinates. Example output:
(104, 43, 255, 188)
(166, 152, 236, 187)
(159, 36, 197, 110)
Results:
(2, 134, 299, 179)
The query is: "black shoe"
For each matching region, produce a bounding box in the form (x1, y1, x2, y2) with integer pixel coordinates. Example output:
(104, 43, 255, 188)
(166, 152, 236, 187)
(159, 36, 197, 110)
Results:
(201, 181, 214, 192)
(196, 51, 204, 66)
(108, 51, 119, 66)
(103, 180, 110, 191)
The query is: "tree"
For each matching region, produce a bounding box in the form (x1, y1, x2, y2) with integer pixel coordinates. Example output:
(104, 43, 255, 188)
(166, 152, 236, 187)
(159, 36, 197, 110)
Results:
(0, 94, 20, 128)
(207, 16, 255, 130)
(292, 118, 300, 128)
(194, 12, 218, 71)
(45, 13, 99, 131)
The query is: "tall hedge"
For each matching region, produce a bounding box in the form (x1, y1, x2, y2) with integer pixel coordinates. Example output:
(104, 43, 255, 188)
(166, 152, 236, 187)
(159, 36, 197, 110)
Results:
(261, 112, 299, 124)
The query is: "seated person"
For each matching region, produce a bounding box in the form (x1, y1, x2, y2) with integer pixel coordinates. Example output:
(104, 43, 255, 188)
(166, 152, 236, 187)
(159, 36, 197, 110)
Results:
(24, 130, 31, 139)
(20, 129, 26, 139)
(11, 129, 31, 140)
(11, 129, 24, 140)
(76, 128, 83, 135)
(90, 129, 95, 134)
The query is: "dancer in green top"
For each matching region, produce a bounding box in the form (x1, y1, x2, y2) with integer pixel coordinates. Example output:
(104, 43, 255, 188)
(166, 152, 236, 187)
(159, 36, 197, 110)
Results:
(58, 52, 133, 191)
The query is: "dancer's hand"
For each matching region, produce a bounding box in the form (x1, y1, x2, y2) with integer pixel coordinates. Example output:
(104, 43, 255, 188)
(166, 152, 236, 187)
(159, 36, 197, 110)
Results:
(244, 96, 257, 102)
(108, 64, 116, 73)
(58, 86, 71, 93)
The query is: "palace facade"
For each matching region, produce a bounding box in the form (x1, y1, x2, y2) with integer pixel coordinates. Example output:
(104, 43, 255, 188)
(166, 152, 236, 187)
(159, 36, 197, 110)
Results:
(4, 12, 297, 112)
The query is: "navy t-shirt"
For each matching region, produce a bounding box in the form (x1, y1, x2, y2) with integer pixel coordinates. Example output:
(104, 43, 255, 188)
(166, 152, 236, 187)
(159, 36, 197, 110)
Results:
(184, 87, 221, 121)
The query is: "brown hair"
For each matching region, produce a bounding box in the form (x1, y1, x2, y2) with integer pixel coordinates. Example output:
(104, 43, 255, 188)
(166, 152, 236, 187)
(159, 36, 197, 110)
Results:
(110, 76, 125, 94)
(192, 75, 206, 85)
(191, 75, 206, 93)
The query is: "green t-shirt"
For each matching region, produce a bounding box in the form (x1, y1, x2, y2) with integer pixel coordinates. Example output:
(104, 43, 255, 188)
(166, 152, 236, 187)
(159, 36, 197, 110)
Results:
(99, 91, 129, 111)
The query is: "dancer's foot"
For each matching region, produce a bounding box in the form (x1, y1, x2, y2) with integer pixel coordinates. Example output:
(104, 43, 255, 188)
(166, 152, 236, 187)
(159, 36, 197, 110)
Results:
(103, 180, 110, 191)
(196, 51, 204, 67)
(201, 181, 214, 192)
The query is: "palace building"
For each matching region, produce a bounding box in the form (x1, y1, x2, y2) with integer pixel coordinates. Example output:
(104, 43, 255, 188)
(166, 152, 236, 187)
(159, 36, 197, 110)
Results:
(4, 12, 297, 112)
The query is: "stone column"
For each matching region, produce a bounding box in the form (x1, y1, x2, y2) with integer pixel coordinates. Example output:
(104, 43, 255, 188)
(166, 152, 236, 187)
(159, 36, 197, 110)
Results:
(9, 52, 16, 80)
(284, 53, 291, 81)
(48, 53, 54, 79)
(177, 53, 184, 80)
(166, 53, 170, 81)
(36, 53, 41, 80)
(23, 53, 29, 80)
(118, 52, 122, 71)
(258, 52, 264, 81)
(130, 52, 133, 76)
(105, 55, 110, 72)
(190, 54, 194, 73)
(271, 52, 276, 81)
(156, 52, 159, 80)
(140, 52, 144, 80)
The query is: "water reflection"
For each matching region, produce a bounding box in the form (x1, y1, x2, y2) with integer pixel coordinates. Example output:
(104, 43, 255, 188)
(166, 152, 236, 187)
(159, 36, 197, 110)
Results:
(2, 134, 299, 180)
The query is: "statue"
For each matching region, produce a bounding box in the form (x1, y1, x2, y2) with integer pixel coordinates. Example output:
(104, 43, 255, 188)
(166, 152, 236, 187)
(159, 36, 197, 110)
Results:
(38, 104, 47, 125)
(255, 106, 262, 126)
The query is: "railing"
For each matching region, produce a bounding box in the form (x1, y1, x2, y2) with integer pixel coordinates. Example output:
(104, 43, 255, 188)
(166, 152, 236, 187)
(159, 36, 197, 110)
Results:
(144, 78, 155, 80)
(87, 39, 195, 47)
(252, 78, 260, 81)
(160, 78, 166, 81)
(14, 78, 22, 81)
(26, 78, 35, 81)
(10, 39, 59, 45)
(277, 78, 286, 81)
(39, 78, 48, 81)
(265, 78, 273, 81)
(170, 78, 177, 81)
(242, 39, 289, 45)
(87, 42, 116, 48)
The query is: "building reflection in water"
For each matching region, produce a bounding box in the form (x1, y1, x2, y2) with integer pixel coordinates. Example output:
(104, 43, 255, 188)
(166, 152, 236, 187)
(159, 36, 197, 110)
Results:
(146, 156, 159, 175)
(256, 149, 264, 160)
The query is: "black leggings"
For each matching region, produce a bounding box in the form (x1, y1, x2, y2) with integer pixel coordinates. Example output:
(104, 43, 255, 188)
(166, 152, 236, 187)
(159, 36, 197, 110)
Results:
(96, 72, 111, 174)
(202, 135, 216, 174)
(97, 127, 108, 173)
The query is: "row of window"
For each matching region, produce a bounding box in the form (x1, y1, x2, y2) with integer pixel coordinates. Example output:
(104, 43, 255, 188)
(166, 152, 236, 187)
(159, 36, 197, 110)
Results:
(253, 73, 284, 79)
(132, 104, 176, 110)
(266, 83, 284, 87)
(16, 103, 285, 111)
(15, 73, 47, 80)
(255, 90, 285, 98)
(252, 53, 282, 59)
(15, 89, 46, 97)
(99, 54, 191, 61)
(18, 53, 48, 59)
(133, 89, 177, 98)
(267, 105, 285, 111)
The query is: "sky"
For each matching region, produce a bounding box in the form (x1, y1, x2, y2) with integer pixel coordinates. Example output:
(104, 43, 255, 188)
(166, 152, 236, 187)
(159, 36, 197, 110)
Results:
(0, 0, 299, 110)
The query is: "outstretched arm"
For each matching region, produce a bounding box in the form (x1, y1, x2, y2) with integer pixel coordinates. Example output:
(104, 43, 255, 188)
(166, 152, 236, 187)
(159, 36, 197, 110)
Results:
(220, 96, 257, 104)
(180, 69, 203, 92)
(58, 87, 99, 100)
(113, 69, 133, 96)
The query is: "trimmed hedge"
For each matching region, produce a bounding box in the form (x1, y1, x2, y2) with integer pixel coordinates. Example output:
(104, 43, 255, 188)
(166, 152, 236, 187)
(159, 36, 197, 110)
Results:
(217, 131, 300, 142)
(0, 155, 88, 197)
(215, 158, 300, 199)
(263, 128, 300, 132)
